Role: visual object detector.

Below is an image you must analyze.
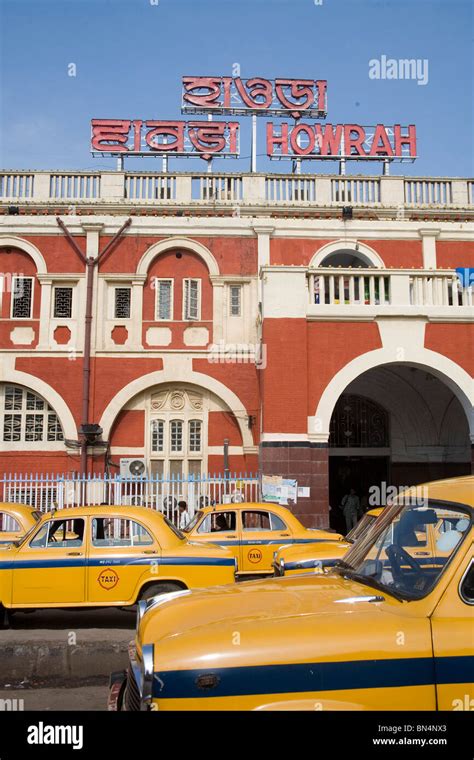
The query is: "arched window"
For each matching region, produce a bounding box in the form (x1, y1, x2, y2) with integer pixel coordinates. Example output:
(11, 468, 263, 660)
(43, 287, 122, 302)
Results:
(329, 394, 389, 448)
(0, 385, 63, 444)
(148, 388, 206, 478)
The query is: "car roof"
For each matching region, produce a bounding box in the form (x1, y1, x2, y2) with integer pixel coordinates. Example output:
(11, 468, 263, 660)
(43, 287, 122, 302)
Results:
(396, 476, 474, 509)
(0, 502, 38, 519)
(199, 502, 290, 514)
(37, 505, 167, 520)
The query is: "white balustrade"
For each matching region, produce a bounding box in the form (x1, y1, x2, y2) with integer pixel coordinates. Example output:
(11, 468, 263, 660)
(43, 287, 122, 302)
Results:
(311, 269, 391, 306)
(331, 178, 381, 203)
(266, 176, 317, 202)
(49, 173, 100, 200)
(0, 173, 35, 199)
(0, 171, 471, 209)
(404, 180, 452, 205)
(125, 174, 176, 201)
(195, 175, 243, 202)
(309, 269, 473, 308)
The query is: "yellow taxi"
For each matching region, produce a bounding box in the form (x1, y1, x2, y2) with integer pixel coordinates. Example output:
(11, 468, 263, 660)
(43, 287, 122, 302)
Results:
(273, 508, 383, 576)
(110, 476, 473, 711)
(0, 503, 42, 545)
(0, 505, 236, 621)
(182, 502, 342, 577)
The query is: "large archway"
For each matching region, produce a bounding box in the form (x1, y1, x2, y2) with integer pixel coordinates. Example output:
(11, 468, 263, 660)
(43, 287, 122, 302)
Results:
(326, 365, 472, 531)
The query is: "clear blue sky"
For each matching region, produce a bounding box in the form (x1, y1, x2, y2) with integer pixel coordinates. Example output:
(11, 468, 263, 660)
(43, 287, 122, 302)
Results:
(0, 0, 472, 176)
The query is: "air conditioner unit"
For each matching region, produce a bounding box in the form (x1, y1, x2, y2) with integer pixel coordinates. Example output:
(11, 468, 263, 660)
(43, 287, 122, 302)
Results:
(120, 458, 147, 478)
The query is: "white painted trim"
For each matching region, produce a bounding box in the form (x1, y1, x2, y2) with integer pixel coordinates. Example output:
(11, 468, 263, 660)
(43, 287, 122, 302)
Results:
(261, 433, 309, 442)
(136, 237, 219, 277)
(309, 240, 385, 269)
(311, 349, 474, 439)
(182, 278, 201, 321)
(0, 357, 77, 440)
(208, 446, 244, 455)
(0, 236, 47, 274)
(99, 365, 254, 449)
(110, 447, 145, 456)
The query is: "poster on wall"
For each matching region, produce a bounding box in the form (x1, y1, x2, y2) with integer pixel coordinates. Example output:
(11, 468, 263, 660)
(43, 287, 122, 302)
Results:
(262, 475, 298, 506)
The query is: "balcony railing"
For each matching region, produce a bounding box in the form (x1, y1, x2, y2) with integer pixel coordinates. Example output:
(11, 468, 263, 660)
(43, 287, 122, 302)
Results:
(0, 171, 472, 209)
(307, 269, 473, 311)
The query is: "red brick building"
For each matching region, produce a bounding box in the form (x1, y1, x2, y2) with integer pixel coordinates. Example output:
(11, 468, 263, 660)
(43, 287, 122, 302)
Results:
(0, 170, 472, 526)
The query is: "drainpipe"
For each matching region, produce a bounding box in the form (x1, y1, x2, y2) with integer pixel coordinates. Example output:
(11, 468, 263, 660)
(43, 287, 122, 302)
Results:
(56, 217, 131, 475)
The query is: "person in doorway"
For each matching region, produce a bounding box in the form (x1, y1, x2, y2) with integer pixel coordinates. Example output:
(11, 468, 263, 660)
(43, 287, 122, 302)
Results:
(177, 501, 189, 530)
(340, 488, 360, 533)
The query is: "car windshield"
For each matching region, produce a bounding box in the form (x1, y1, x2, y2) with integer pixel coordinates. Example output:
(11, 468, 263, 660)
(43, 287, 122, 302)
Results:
(337, 500, 471, 600)
(162, 514, 186, 540)
(346, 512, 378, 543)
(15, 520, 45, 547)
(181, 511, 203, 533)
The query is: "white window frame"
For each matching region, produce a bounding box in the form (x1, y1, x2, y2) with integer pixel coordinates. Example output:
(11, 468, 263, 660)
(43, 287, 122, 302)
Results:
(183, 278, 201, 321)
(113, 286, 132, 320)
(229, 284, 242, 317)
(52, 285, 74, 320)
(0, 384, 64, 451)
(11, 276, 34, 320)
(149, 414, 206, 477)
(155, 278, 174, 321)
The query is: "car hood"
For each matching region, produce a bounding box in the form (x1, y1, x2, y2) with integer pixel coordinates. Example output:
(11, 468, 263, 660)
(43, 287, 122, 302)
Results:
(176, 540, 235, 560)
(276, 540, 350, 563)
(138, 572, 419, 674)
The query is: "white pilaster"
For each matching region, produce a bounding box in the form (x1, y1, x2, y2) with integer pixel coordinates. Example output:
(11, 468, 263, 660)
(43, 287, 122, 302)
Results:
(419, 228, 440, 269)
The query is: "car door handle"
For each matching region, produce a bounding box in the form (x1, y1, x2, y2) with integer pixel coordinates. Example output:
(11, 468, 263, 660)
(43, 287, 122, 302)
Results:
(67, 552, 83, 556)
(224, 535, 236, 538)
(280, 533, 290, 537)
(414, 551, 430, 556)
(143, 550, 157, 555)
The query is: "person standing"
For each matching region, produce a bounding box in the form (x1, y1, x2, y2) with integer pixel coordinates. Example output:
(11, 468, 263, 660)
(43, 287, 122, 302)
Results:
(177, 500, 189, 530)
(340, 488, 360, 533)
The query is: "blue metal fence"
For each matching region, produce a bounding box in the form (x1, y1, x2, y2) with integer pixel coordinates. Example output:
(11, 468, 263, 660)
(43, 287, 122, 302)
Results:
(0, 472, 261, 522)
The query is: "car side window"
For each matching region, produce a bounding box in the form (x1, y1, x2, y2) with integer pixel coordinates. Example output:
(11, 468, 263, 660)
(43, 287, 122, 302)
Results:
(242, 510, 271, 531)
(197, 512, 236, 533)
(0, 512, 21, 532)
(30, 519, 85, 549)
(269, 513, 287, 531)
(460, 561, 474, 605)
(91, 518, 153, 547)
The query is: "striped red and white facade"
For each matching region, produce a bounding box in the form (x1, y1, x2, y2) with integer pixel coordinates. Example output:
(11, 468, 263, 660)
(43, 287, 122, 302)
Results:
(0, 170, 472, 527)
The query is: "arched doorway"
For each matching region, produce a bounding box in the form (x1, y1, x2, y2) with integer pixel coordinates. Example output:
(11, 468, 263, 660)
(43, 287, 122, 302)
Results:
(327, 366, 471, 531)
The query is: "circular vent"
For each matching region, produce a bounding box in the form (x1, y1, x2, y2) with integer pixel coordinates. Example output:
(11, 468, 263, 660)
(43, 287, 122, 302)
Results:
(129, 460, 146, 476)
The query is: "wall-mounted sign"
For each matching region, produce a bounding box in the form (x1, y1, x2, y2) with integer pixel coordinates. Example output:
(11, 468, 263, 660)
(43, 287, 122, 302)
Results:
(91, 74, 417, 169)
(91, 119, 239, 159)
(262, 475, 298, 506)
(267, 123, 417, 160)
(182, 76, 327, 118)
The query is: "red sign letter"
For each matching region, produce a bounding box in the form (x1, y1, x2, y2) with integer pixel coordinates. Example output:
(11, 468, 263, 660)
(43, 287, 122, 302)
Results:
(145, 121, 186, 152)
(182, 77, 223, 107)
(394, 124, 417, 157)
(266, 122, 289, 156)
(91, 119, 131, 152)
(235, 77, 273, 109)
(290, 124, 316, 155)
(369, 124, 394, 157)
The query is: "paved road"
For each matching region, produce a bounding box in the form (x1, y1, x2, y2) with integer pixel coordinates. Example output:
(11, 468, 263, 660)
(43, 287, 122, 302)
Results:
(0, 684, 109, 711)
